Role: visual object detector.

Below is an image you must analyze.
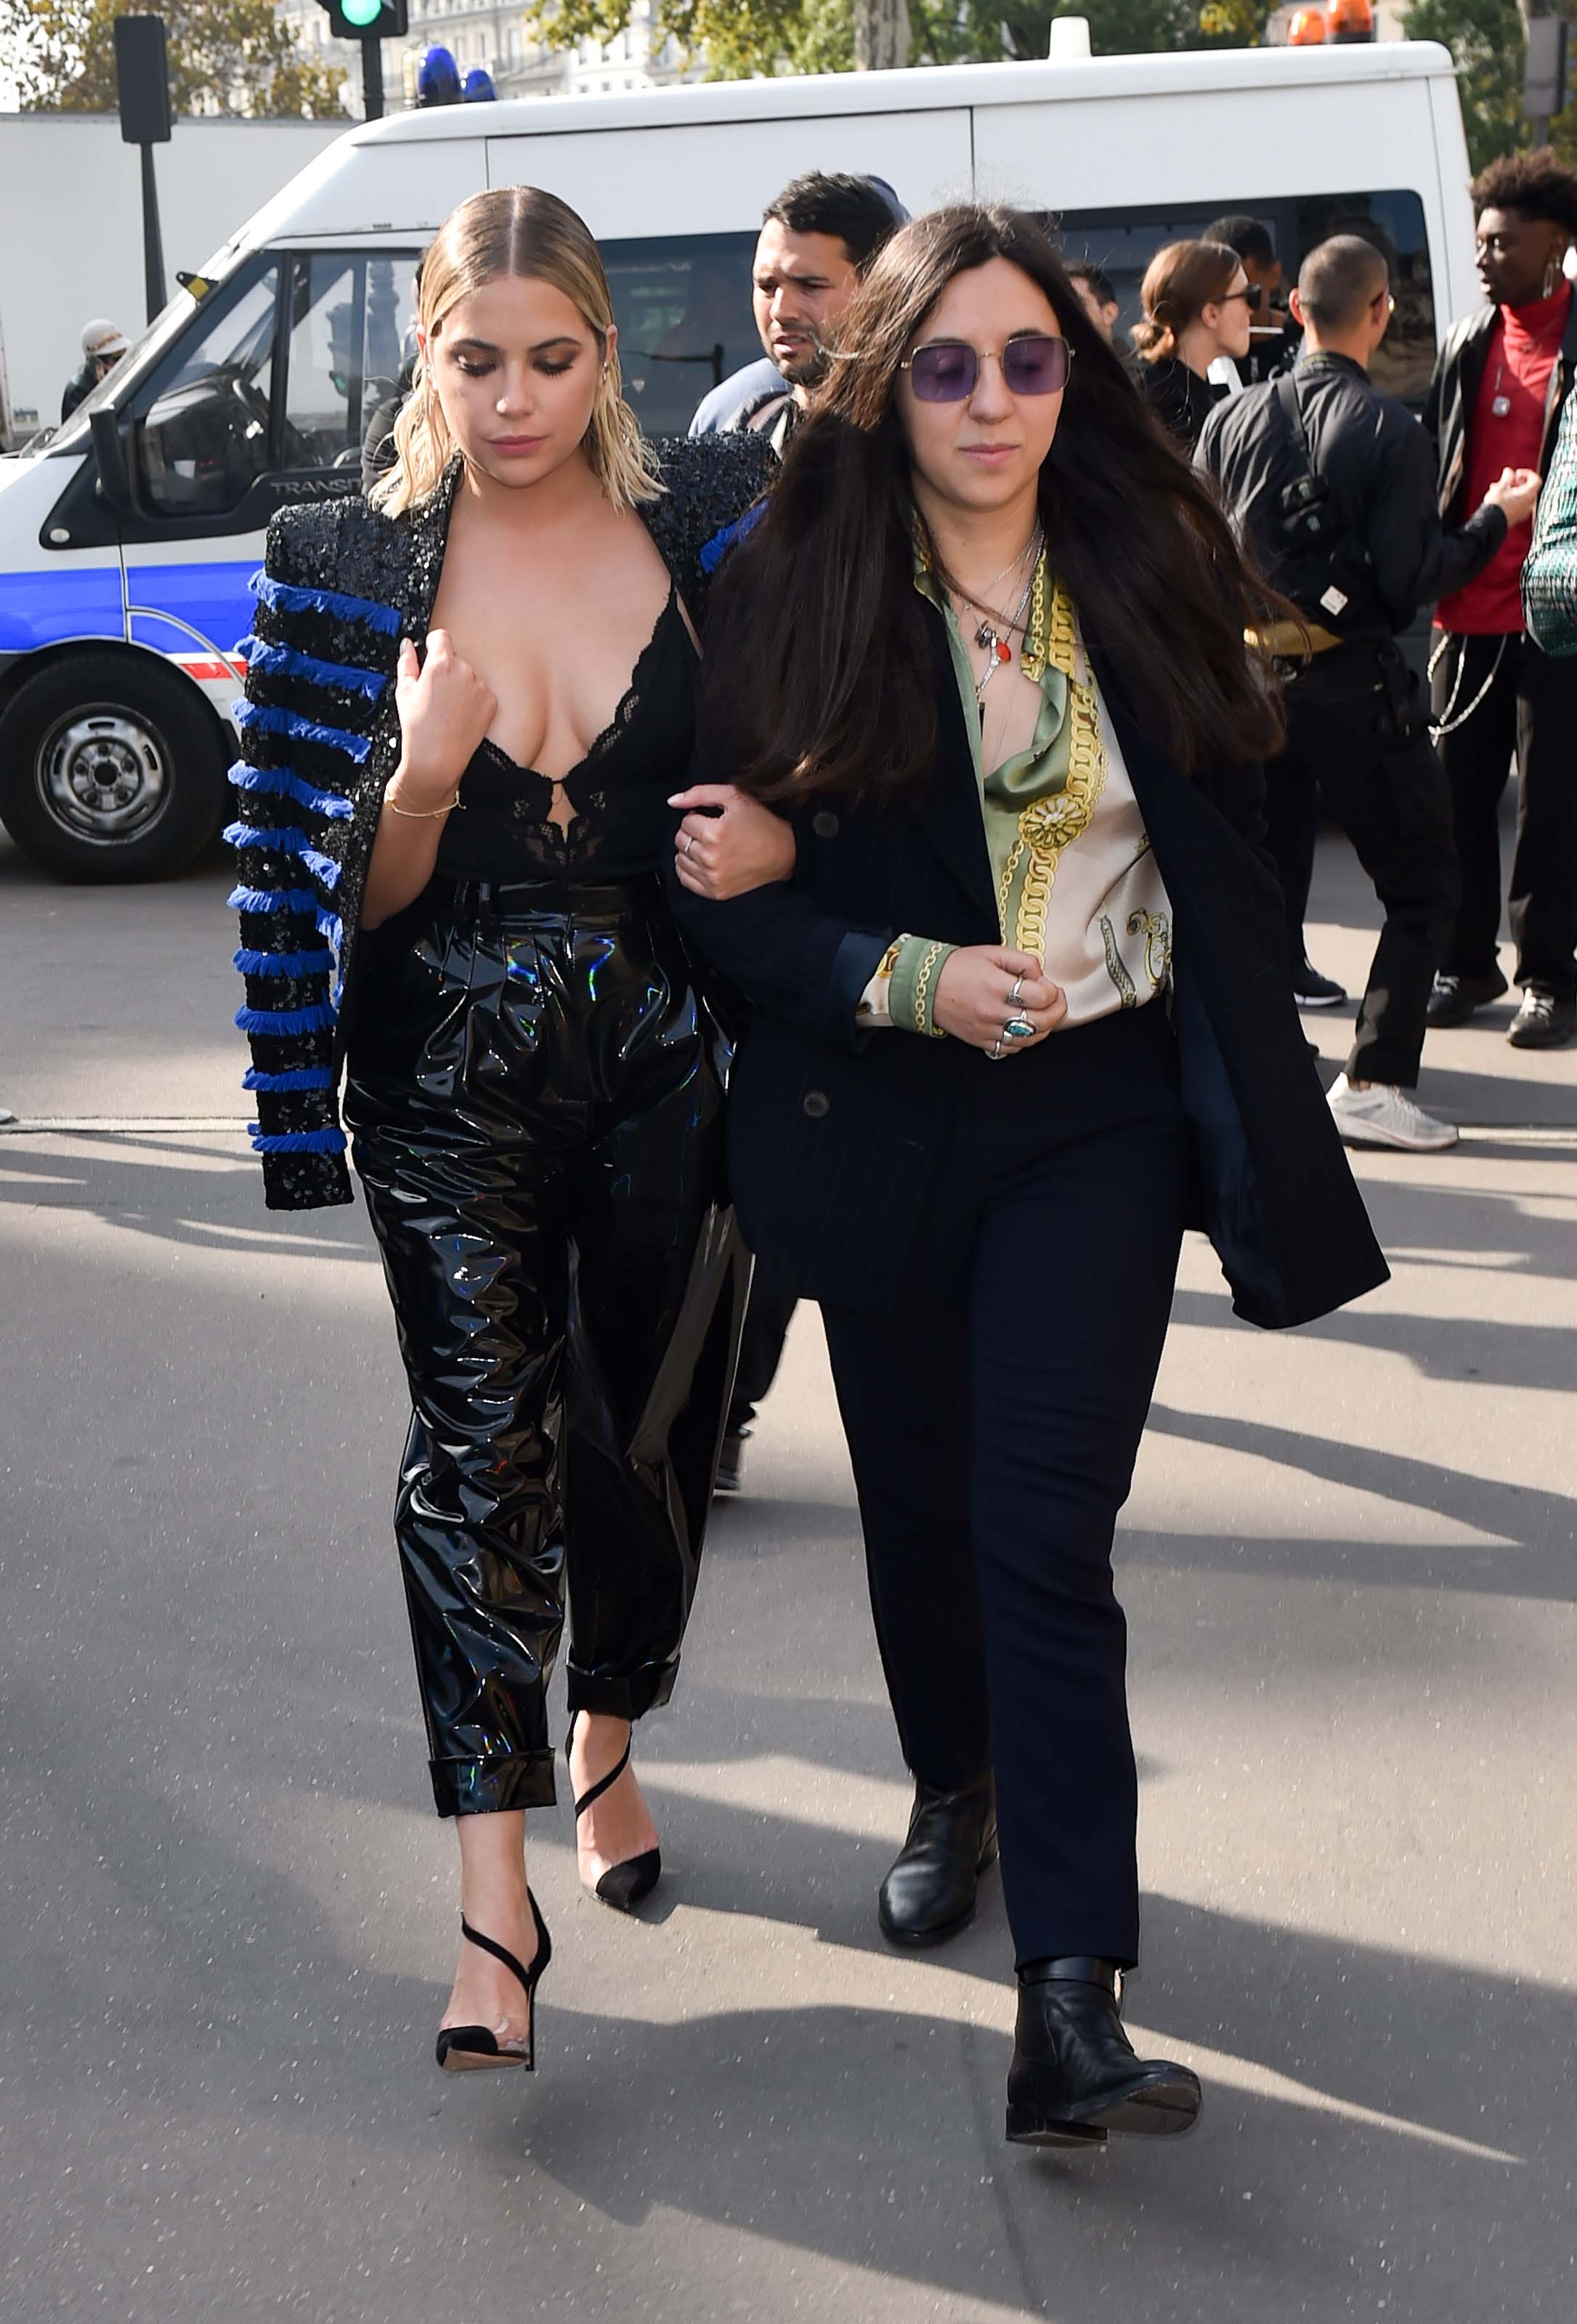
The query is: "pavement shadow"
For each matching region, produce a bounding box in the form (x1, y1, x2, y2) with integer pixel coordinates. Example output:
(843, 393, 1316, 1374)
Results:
(4, 1659, 1567, 2324)
(1143, 1404, 1577, 1596)
(0, 1131, 378, 1262)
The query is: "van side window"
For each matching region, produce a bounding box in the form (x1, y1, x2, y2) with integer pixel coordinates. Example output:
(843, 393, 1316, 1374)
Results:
(1058, 190, 1436, 407)
(137, 264, 280, 517)
(599, 233, 757, 437)
(283, 253, 418, 472)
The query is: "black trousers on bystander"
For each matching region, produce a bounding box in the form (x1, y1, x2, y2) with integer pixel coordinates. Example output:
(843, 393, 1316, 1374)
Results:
(1430, 628, 1577, 1003)
(1263, 641, 1459, 1087)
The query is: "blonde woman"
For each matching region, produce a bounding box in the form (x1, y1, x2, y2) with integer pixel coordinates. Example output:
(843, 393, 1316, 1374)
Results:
(227, 187, 786, 2075)
(1130, 237, 1255, 450)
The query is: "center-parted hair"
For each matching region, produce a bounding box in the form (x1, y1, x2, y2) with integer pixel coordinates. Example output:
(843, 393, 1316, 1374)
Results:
(1131, 238, 1242, 363)
(1297, 235, 1391, 333)
(697, 204, 1282, 803)
(370, 185, 657, 519)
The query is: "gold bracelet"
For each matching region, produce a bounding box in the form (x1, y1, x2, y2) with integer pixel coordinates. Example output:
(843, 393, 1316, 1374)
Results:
(912, 940, 948, 1039)
(384, 787, 462, 820)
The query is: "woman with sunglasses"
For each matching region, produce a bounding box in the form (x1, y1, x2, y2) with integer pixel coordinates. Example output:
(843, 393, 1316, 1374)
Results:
(1130, 238, 1257, 450)
(670, 206, 1385, 2149)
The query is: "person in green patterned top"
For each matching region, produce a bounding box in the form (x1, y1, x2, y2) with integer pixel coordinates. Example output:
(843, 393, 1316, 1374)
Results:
(674, 203, 1385, 2153)
(863, 533, 1172, 1036)
(1523, 386, 1577, 657)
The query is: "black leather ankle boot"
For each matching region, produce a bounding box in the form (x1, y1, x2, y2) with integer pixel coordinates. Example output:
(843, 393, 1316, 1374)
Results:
(1005, 1957, 1201, 2145)
(877, 1773, 997, 1948)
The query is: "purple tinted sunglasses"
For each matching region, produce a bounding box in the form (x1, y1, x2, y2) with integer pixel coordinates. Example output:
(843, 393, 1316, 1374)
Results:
(901, 334, 1074, 403)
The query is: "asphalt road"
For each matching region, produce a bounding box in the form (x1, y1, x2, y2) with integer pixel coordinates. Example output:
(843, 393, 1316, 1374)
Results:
(1, 821, 1573, 2324)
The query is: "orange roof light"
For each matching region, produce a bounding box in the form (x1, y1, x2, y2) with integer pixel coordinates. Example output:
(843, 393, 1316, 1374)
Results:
(1288, 7, 1328, 41)
(1329, 0, 1374, 31)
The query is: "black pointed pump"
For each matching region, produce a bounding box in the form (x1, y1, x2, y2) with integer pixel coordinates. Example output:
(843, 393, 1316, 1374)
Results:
(566, 1712, 662, 1914)
(434, 1893, 552, 2074)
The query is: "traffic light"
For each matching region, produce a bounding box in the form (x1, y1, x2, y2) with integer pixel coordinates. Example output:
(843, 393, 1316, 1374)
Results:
(320, 0, 408, 40)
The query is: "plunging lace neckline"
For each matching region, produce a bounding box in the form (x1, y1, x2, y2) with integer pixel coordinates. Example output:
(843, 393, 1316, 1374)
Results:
(476, 590, 681, 802)
(435, 586, 699, 887)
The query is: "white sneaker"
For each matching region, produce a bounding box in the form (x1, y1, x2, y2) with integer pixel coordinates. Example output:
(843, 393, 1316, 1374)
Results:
(1326, 1073, 1459, 1152)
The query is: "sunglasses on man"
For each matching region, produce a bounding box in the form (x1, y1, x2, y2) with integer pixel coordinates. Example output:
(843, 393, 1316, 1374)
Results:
(900, 334, 1074, 403)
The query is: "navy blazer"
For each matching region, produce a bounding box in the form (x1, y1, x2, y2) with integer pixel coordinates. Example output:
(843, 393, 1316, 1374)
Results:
(669, 609, 1389, 1328)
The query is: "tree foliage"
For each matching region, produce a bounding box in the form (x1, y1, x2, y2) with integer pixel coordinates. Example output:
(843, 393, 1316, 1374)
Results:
(1403, 0, 1525, 173)
(524, 0, 1271, 84)
(6, 0, 346, 116)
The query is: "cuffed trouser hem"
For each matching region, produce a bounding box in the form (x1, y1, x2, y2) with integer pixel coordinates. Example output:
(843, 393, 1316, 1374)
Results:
(1343, 1041, 1422, 1090)
(1013, 1933, 1140, 1976)
(564, 1655, 678, 1723)
(430, 1749, 558, 1819)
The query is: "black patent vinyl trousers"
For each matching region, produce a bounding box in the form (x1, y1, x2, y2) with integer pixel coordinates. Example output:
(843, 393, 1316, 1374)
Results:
(343, 875, 746, 1819)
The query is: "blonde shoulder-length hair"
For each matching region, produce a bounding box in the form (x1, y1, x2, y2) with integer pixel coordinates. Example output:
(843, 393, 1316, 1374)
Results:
(370, 184, 660, 519)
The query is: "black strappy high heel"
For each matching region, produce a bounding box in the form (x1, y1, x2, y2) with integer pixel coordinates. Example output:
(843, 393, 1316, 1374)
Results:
(434, 1893, 552, 2073)
(565, 1712, 662, 1914)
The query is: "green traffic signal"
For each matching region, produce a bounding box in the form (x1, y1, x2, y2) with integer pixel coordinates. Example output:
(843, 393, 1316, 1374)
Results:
(340, 0, 383, 23)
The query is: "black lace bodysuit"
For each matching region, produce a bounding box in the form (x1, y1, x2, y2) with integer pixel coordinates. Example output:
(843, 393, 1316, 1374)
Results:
(435, 591, 697, 886)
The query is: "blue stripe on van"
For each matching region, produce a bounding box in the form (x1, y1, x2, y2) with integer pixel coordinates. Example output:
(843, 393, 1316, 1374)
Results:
(0, 565, 123, 654)
(126, 559, 259, 662)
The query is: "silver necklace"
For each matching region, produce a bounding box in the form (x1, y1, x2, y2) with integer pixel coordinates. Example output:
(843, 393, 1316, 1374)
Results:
(969, 553, 1039, 701)
(949, 526, 1042, 677)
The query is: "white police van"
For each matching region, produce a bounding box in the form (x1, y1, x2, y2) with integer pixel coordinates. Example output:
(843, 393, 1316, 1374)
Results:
(0, 40, 1475, 878)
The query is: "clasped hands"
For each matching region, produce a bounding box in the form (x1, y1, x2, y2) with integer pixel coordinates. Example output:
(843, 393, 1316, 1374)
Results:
(933, 946, 1067, 1055)
(385, 630, 798, 894)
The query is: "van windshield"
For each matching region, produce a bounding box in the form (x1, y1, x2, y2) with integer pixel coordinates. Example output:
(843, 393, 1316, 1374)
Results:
(38, 268, 241, 460)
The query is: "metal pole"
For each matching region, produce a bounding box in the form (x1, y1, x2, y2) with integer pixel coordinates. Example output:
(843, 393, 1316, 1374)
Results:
(139, 141, 167, 322)
(361, 32, 384, 121)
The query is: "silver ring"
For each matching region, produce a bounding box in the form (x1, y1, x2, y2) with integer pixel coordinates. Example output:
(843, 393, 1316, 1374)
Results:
(1003, 1015, 1034, 1041)
(1008, 976, 1024, 1004)
(987, 1039, 1004, 1060)
(682, 832, 694, 856)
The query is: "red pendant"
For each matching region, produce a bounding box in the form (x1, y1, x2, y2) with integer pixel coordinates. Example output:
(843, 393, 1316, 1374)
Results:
(994, 640, 1011, 665)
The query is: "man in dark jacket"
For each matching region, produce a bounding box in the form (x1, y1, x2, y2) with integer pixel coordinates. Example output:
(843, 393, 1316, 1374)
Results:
(689, 172, 904, 451)
(1199, 235, 1539, 1150)
(1424, 147, 1577, 1049)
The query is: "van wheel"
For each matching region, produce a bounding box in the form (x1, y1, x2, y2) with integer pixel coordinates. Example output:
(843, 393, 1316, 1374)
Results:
(0, 654, 227, 882)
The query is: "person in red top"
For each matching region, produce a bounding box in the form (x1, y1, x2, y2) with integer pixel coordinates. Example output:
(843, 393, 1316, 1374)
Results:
(1425, 150, 1577, 1048)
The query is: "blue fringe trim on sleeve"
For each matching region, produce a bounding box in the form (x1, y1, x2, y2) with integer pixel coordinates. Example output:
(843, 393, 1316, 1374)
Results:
(248, 1124, 348, 1155)
(238, 636, 387, 700)
(227, 760, 354, 821)
(251, 569, 402, 636)
(228, 883, 322, 918)
(235, 1001, 337, 1036)
(234, 699, 370, 763)
(233, 946, 336, 977)
(700, 501, 766, 574)
(223, 822, 342, 890)
(243, 1065, 335, 1092)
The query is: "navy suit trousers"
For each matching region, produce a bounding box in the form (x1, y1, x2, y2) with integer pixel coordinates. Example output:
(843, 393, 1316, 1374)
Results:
(820, 1004, 1188, 1968)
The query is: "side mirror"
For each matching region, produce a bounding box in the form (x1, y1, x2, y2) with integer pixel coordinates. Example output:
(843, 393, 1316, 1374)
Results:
(89, 407, 132, 512)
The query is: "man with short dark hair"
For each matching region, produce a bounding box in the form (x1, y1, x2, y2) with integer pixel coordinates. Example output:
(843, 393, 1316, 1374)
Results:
(1199, 234, 1538, 1149)
(1205, 211, 1297, 382)
(689, 172, 904, 447)
(1065, 259, 1119, 340)
(1425, 147, 1577, 1048)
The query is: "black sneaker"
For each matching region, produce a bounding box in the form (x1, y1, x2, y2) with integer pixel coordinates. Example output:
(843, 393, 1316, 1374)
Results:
(1507, 990, 1576, 1049)
(1427, 968, 1509, 1027)
(1292, 959, 1347, 1008)
(713, 1430, 747, 1495)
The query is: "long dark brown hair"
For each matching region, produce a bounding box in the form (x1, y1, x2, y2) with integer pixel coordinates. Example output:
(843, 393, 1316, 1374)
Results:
(699, 205, 1281, 802)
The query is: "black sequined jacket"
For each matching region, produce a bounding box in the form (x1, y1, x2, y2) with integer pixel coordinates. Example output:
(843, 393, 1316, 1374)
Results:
(227, 435, 774, 1211)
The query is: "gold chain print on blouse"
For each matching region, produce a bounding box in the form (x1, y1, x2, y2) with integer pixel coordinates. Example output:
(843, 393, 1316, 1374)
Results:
(996, 566, 1108, 958)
